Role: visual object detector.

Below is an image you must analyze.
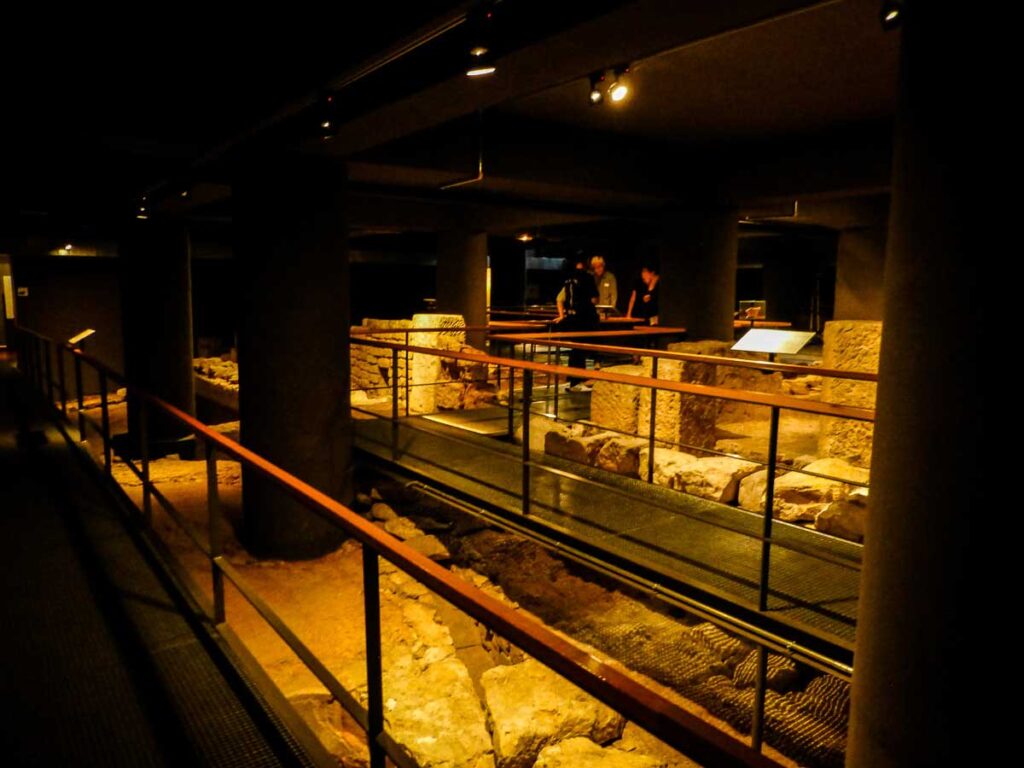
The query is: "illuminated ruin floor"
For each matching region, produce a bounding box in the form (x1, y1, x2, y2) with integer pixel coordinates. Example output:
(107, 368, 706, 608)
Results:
(108, 451, 853, 768)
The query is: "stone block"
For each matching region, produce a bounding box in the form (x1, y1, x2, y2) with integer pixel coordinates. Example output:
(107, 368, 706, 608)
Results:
(590, 364, 645, 435)
(534, 738, 666, 768)
(815, 488, 869, 541)
(596, 437, 649, 477)
(772, 458, 869, 522)
(674, 456, 761, 504)
(818, 320, 881, 467)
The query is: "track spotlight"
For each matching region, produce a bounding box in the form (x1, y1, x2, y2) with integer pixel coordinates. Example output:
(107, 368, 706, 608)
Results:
(608, 66, 632, 104)
(318, 94, 337, 140)
(880, 0, 903, 30)
(465, 1, 498, 77)
(588, 72, 605, 106)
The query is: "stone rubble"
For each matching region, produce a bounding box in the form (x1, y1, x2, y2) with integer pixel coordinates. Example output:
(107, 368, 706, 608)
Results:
(480, 658, 625, 768)
(533, 737, 666, 768)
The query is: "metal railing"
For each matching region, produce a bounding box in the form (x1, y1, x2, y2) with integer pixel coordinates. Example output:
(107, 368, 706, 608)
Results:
(14, 325, 785, 768)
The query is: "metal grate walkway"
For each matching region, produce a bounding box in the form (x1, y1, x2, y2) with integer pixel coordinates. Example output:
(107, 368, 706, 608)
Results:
(0, 365, 315, 767)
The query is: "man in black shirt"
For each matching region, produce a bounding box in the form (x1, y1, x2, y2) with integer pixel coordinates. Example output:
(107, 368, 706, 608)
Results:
(555, 259, 599, 390)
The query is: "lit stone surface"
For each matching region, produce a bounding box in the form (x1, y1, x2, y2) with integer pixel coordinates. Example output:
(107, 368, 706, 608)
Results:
(533, 737, 666, 768)
(544, 426, 615, 465)
(595, 437, 649, 477)
(637, 350, 719, 453)
(481, 658, 625, 768)
(289, 692, 370, 768)
(590, 364, 645, 435)
(384, 654, 496, 768)
(673, 456, 760, 504)
(772, 458, 869, 522)
(638, 447, 699, 489)
(817, 320, 881, 466)
(815, 489, 869, 541)
(613, 723, 700, 768)
(737, 469, 773, 512)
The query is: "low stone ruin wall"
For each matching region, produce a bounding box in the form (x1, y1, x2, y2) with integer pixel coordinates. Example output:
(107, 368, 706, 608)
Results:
(817, 320, 880, 468)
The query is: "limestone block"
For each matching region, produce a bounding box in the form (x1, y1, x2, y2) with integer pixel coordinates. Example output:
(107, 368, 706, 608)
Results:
(289, 693, 370, 768)
(409, 313, 466, 413)
(612, 723, 700, 768)
(772, 458, 869, 522)
(674, 456, 760, 504)
(370, 502, 398, 522)
(384, 516, 425, 541)
(638, 447, 699, 488)
(590, 364, 645, 435)
(544, 427, 614, 466)
(405, 534, 452, 562)
(737, 469, 788, 513)
(534, 738, 666, 768)
(596, 437, 649, 477)
(637, 351, 719, 452)
(815, 489, 869, 542)
(384, 654, 496, 768)
(481, 658, 625, 768)
(818, 320, 881, 466)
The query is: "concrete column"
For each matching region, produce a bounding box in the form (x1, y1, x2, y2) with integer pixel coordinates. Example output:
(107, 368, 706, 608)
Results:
(234, 156, 351, 560)
(848, 3, 976, 766)
(120, 218, 195, 448)
(657, 209, 737, 340)
(436, 231, 488, 348)
(834, 227, 886, 320)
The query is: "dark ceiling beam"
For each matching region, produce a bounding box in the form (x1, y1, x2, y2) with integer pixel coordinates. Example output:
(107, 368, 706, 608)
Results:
(319, 0, 831, 157)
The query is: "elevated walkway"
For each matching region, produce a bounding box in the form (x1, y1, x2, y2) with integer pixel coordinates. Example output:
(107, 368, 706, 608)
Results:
(354, 410, 860, 660)
(0, 364, 317, 767)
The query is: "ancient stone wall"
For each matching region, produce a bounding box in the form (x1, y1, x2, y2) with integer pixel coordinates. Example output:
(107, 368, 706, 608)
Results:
(817, 320, 881, 467)
(350, 317, 414, 403)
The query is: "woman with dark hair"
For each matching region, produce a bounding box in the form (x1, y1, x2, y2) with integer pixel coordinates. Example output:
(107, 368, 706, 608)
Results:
(555, 258, 599, 391)
(626, 264, 660, 325)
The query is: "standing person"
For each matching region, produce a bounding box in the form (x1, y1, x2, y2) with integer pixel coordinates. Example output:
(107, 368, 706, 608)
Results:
(555, 259, 599, 391)
(590, 255, 618, 312)
(626, 264, 660, 325)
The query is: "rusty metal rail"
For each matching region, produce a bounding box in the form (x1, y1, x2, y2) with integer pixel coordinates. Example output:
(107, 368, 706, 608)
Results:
(15, 325, 786, 768)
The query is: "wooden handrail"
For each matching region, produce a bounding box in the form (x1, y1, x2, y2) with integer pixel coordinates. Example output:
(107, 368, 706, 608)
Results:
(489, 334, 879, 383)
(510, 328, 688, 339)
(353, 336, 875, 422)
(35, 334, 782, 768)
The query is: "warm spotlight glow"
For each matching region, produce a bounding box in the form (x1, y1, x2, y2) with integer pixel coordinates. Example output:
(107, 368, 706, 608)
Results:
(64, 243, 73, 251)
(517, 233, 533, 243)
(466, 65, 496, 77)
(136, 214, 149, 220)
(885, 9, 899, 22)
(589, 88, 603, 105)
(180, 189, 190, 198)
(470, 46, 489, 57)
(609, 83, 629, 102)
(321, 120, 332, 129)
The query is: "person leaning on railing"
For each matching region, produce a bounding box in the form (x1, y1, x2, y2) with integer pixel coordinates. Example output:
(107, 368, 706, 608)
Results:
(555, 259, 600, 391)
(626, 264, 660, 326)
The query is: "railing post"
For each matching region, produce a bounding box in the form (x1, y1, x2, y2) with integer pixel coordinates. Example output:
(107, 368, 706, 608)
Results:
(74, 351, 85, 439)
(506, 366, 515, 438)
(207, 444, 225, 624)
(553, 371, 560, 418)
(522, 368, 532, 516)
(99, 370, 112, 475)
(362, 549, 386, 768)
(647, 357, 659, 484)
(44, 339, 54, 409)
(750, 645, 769, 751)
(391, 347, 399, 422)
(140, 398, 152, 525)
(404, 331, 410, 418)
(56, 345, 67, 418)
(758, 403, 781, 612)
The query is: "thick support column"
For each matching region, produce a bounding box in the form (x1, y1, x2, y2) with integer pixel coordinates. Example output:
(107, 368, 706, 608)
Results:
(834, 227, 886, 320)
(120, 219, 195, 447)
(436, 231, 488, 349)
(657, 210, 737, 340)
(235, 157, 351, 559)
(848, 4, 975, 766)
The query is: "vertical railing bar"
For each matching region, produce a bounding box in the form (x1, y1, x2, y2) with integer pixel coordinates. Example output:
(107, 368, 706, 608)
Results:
(758, 403, 781, 612)
(750, 645, 769, 751)
(140, 398, 152, 526)
(74, 351, 86, 439)
(506, 366, 515, 438)
(647, 357, 659, 484)
(404, 331, 410, 418)
(99, 369, 112, 475)
(56, 344, 68, 418)
(44, 339, 54, 409)
(362, 549, 386, 768)
(522, 368, 532, 516)
(207, 442, 225, 624)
